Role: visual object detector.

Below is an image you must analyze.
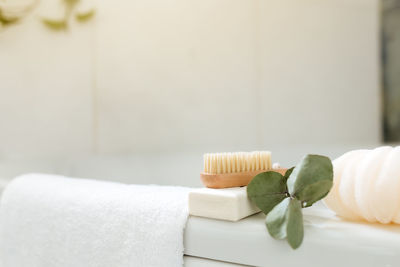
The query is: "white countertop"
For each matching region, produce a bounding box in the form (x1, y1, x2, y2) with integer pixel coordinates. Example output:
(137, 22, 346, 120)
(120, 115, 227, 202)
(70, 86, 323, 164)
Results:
(184, 204, 400, 267)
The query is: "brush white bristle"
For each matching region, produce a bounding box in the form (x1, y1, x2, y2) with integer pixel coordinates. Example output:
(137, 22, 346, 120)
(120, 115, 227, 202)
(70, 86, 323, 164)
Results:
(203, 151, 272, 174)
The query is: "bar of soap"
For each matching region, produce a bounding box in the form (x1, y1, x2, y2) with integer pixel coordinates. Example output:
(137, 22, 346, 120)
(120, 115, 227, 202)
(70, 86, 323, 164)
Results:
(188, 187, 260, 222)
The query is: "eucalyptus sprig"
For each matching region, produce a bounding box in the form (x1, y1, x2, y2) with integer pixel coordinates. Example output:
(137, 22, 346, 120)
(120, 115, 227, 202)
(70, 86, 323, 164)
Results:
(247, 154, 333, 249)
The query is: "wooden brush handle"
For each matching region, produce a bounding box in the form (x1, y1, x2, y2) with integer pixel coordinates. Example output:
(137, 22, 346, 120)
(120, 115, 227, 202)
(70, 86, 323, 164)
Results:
(200, 168, 288, 189)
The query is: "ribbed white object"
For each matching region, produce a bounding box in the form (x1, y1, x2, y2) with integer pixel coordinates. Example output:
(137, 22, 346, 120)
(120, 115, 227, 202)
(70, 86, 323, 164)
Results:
(324, 146, 400, 224)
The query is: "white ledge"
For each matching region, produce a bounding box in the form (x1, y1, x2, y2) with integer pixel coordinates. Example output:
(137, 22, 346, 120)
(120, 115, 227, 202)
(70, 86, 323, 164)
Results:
(184, 204, 400, 267)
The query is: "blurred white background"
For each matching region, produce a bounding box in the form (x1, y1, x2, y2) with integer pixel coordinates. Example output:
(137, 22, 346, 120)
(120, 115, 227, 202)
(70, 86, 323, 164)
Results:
(0, 0, 382, 186)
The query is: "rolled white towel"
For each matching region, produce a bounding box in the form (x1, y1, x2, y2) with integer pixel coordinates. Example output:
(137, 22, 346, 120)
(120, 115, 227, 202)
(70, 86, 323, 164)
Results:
(0, 174, 190, 267)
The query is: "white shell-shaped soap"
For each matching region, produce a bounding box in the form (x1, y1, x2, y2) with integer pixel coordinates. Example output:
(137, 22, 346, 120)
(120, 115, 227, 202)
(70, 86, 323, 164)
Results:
(324, 146, 400, 224)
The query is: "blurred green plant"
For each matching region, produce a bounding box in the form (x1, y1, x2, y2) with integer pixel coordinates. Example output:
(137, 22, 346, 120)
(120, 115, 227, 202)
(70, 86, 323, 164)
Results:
(0, 10, 17, 27)
(0, 0, 94, 31)
(0, 0, 38, 28)
(41, 0, 95, 30)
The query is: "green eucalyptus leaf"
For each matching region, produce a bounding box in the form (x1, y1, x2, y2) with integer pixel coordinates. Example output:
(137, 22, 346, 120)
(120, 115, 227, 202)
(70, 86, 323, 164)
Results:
(247, 171, 288, 215)
(265, 198, 290, 239)
(298, 179, 333, 208)
(265, 197, 304, 249)
(286, 198, 303, 249)
(283, 167, 294, 184)
(287, 154, 333, 207)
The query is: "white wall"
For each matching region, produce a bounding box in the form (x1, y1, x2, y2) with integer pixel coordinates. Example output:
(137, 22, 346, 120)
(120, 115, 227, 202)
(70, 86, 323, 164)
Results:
(0, 0, 381, 162)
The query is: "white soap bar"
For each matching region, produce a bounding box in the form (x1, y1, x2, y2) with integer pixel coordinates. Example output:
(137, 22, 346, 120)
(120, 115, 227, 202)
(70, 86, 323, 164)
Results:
(188, 187, 260, 222)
